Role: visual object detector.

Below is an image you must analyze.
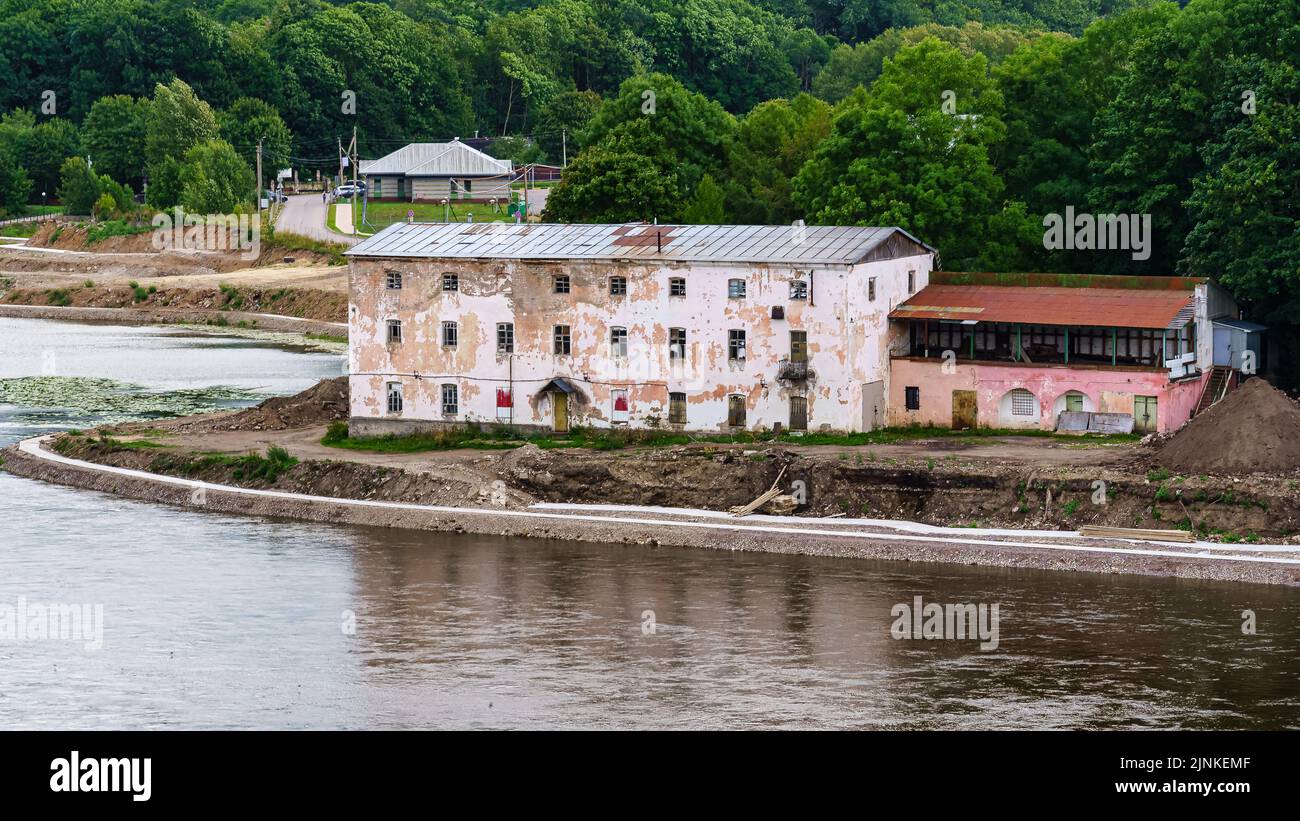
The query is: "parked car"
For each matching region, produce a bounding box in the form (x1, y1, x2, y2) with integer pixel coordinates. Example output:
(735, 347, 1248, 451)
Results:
(333, 182, 366, 198)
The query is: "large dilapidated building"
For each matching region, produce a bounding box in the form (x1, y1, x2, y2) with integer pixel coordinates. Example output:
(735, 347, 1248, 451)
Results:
(345, 222, 935, 434)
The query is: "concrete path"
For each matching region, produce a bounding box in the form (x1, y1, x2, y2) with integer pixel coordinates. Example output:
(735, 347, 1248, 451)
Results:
(275, 194, 360, 246)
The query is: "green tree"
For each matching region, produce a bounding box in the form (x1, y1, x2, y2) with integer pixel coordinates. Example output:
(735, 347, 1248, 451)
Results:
(82, 95, 150, 188)
(15, 117, 79, 198)
(145, 79, 220, 208)
(57, 156, 102, 215)
(533, 90, 602, 163)
(723, 93, 831, 224)
(0, 145, 32, 217)
(681, 173, 725, 223)
(541, 118, 680, 222)
(178, 139, 254, 214)
(218, 97, 291, 175)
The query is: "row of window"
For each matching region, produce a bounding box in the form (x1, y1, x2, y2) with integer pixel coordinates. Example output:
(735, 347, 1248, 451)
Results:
(385, 319, 809, 362)
(383, 381, 791, 429)
(381, 270, 910, 301)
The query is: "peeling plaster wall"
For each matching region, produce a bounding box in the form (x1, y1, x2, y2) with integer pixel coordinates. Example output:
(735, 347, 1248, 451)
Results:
(348, 251, 933, 433)
(886, 358, 1206, 433)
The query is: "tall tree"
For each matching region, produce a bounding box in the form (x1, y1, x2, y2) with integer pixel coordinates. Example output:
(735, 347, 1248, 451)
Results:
(82, 94, 150, 188)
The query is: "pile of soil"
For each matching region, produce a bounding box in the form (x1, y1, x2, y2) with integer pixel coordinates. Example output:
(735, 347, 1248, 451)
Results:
(1157, 378, 1300, 474)
(179, 377, 349, 432)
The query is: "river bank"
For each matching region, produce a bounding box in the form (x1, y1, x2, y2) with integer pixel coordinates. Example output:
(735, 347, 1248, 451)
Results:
(7, 374, 1300, 586)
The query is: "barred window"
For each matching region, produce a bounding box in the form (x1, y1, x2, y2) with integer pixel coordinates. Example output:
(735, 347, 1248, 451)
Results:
(905, 386, 920, 411)
(1010, 388, 1036, 416)
(441, 383, 458, 416)
(497, 322, 514, 353)
(386, 320, 402, 343)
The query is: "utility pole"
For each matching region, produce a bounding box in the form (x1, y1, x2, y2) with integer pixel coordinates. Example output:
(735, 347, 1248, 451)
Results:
(255, 136, 264, 219)
(337, 137, 345, 191)
(561, 128, 567, 167)
(348, 126, 359, 234)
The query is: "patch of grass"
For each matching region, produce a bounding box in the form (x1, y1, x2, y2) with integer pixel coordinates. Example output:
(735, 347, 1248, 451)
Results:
(82, 279, 94, 288)
(45, 288, 71, 306)
(84, 219, 151, 244)
(1154, 485, 1174, 501)
(218, 283, 244, 310)
(1147, 468, 1170, 482)
(1062, 499, 1081, 516)
(269, 231, 349, 265)
(305, 331, 348, 345)
(231, 446, 298, 483)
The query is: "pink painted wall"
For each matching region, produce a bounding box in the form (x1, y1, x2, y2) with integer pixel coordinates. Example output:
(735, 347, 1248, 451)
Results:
(888, 358, 1207, 433)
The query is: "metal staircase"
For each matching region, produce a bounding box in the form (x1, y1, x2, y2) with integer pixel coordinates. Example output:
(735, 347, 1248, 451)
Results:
(1194, 366, 1237, 416)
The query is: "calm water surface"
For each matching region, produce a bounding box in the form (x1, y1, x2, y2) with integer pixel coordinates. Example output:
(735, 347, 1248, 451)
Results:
(1, 317, 1297, 729)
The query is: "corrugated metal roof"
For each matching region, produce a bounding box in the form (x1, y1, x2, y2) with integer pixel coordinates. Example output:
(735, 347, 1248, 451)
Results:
(359, 140, 512, 177)
(891, 284, 1194, 330)
(345, 223, 934, 264)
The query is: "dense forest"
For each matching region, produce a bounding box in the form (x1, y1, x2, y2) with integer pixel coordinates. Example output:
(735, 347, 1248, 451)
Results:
(0, 0, 1297, 380)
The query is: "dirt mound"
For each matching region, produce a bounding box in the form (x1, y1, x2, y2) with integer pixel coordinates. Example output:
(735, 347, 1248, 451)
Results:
(197, 377, 348, 432)
(1157, 378, 1300, 474)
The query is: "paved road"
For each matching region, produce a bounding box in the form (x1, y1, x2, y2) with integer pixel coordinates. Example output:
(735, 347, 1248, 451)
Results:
(274, 194, 361, 245)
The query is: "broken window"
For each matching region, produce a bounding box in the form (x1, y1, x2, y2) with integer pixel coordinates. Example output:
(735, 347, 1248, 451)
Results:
(868, 277, 877, 301)
(728, 329, 746, 361)
(670, 277, 686, 297)
(497, 322, 514, 353)
(386, 271, 402, 290)
(441, 383, 458, 415)
(554, 274, 570, 294)
(610, 326, 627, 358)
(611, 389, 629, 423)
(669, 392, 687, 425)
(386, 319, 402, 344)
(554, 325, 571, 355)
(386, 381, 403, 414)
(442, 273, 458, 292)
(728, 279, 746, 299)
(790, 330, 808, 363)
(728, 395, 746, 428)
(790, 280, 808, 300)
(669, 328, 686, 360)
(609, 276, 627, 296)
(905, 386, 920, 410)
(442, 320, 457, 347)
(907, 270, 916, 294)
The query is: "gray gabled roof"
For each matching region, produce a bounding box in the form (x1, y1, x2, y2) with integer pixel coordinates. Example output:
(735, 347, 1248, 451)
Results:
(345, 222, 935, 265)
(359, 140, 513, 178)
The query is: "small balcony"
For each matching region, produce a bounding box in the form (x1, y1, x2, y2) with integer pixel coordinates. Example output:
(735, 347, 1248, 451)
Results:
(777, 358, 810, 382)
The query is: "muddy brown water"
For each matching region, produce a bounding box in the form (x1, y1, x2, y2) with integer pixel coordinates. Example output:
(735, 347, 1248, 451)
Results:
(1, 317, 1298, 729)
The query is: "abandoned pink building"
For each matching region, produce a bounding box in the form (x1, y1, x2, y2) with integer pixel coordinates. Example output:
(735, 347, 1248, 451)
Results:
(345, 222, 935, 434)
(887, 272, 1256, 434)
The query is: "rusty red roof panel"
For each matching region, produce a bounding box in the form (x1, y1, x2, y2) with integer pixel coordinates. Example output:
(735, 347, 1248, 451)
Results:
(890, 284, 1194, 329)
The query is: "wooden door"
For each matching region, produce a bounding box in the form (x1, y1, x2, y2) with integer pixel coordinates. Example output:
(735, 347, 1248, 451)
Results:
(951, 390, 977, 430)
(789, 396, 808, 431)
(552, 392, 569, 432)
(1133, 395, 1157, 433)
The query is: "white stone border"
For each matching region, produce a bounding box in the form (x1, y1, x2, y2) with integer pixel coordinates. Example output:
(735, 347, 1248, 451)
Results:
(18, 435, 1300, 568)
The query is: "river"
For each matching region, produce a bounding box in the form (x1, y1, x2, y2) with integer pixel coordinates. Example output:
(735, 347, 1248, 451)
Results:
(1, 316, 1297, 729)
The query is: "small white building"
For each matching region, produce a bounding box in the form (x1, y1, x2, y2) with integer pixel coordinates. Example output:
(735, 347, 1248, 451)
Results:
(345, 222, 935, 435)
(359, 139, 513, 203)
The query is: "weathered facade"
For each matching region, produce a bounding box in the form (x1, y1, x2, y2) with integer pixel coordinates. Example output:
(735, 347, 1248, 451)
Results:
(346, 223, 935, 435)
(886, 273, 1247, 434)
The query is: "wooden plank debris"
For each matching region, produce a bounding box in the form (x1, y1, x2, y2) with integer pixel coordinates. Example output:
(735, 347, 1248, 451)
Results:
(1079, 525, 1195, 543)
